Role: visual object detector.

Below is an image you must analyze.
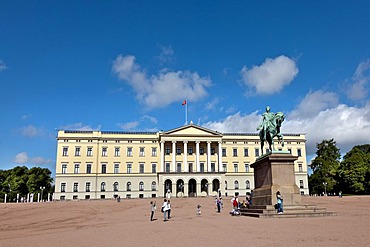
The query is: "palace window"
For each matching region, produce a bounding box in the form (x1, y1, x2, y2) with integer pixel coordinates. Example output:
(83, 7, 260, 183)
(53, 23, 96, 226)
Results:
(223, 164, 227, 172)
(200, 163, 205, 172)
(101, 164, 106, 174)
(113, 182, 119, 192)
(234, 180, 239, 190)
(233, 148, 238, 157)
(74, 164, 80, 174)
(127, 164, 132, 174)
(127, 147, 133, 157)
(222, 148, 226, 157)
(86, 182, 91, 192)
(246, 180, 250, 189)
(101, 182, 106, 192)
(62, 147, 68, 156)
(255, 148, 259, 157)
(165, 147, 170, 155)
(115, 147, 120, 157)
(62, 164, 67, 174)
(61, 183, 66, 193)
(298, 164, 303, 172)
(86, 164, 91, 174)
(234, 163, 238, 173)
(139, 181, 144, 191)
(200, 147, 204, 155)
(126, 182, 131, 191)
(75, 147, 81, 156)
(244, 148, 249, 157)
(211, 163, 215, 172)
(245, 163, 250, 172)
(152, 147, 157, 157)
(114, 163, 119, 174)
(73, 183, 78, 192)
(87, 147, 93, 156)
(211, 148, 215, 155)
(102, 147, 107, 157)
(151, 181, 157, 191)
(188, 147, 193, 155)
(140, 163, 144, 173)
(140, 147, 145, 157)
(152, 163, 156, 173)
(165, 163, 170, 173)
(300, 180, 304, 189)
(297, 148, 302, 157)
(176, 147, 182, 155)
(177, 163, 181, 172)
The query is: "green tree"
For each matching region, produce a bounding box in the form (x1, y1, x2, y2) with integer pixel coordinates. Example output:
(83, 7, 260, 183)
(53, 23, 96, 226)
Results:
(27, 167, 53, 201)
(338, 144, 370, 194)
(309, 139, 341, 195)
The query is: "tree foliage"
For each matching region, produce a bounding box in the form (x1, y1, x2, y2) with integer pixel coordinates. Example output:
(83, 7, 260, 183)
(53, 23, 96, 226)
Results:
(309, 140, 370, 195)
(309, 139, 341, 195)
(337, 144, 370, 194)
(0, 166, 53, 202)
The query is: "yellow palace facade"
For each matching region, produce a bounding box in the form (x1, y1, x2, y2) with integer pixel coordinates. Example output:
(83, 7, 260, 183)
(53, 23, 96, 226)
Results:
(54, 123, 309, 200)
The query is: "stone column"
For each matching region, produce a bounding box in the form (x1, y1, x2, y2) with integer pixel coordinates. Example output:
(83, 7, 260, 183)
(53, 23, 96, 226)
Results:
(172, 141, 176, 172)
(207, 141, 211, 172)
(183, 141, 188, 172)
(160, 141, 165, 172)
(218, 141, 222, 172)
(184, 182, 188, 197)
(196, 141, 200, 172)
(196, 182, 201, 197)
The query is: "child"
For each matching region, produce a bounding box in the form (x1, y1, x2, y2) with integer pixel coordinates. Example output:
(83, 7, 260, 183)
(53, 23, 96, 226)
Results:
(196, 204, 202, 215)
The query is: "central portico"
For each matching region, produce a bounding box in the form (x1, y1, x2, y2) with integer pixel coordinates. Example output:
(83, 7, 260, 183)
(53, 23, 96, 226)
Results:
(158, 123, 225, 197)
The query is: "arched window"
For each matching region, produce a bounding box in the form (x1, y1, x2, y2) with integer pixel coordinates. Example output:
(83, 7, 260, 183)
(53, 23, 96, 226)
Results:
(139, 181, 144, 191)
(234, 180, 239, 190)
(225, 181, 228, 190)
(151, 181, 157, 191)
(113, 182, 119, 192)
(126, 182, 131, 191)
(101, 182, 106, 192)
(245, 180, 250, 189)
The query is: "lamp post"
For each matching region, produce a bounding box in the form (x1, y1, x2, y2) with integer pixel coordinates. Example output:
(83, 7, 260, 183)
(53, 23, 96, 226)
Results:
(40, 186, 45, 202)
(323, 182, 327, 196)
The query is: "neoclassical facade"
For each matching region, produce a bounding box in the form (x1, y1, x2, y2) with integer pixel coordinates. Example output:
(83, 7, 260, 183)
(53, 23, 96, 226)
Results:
(54, 123, 309, 200)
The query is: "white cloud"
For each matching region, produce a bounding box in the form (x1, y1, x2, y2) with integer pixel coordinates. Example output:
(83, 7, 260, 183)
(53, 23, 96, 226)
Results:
(119, 121, 140, 131)
(59, 123, 99, 131)
(0, 59, 7, 71)
(140, 115, 158, 124)
(21, 125, 42, 137)
(288, 90, 339, 119)
(14, 152, 52, 165)
(205, 98, 221, 110)
(202, 91, 370, 157)
(157, 46, 175, 65)
(14, 152, 29, 164)
(203, 111, 261, 133)
(112, 54, 212, 109)
(346, 59, 370, 100)
(119, 115, 158, 131)
(240, 55, 298, 95)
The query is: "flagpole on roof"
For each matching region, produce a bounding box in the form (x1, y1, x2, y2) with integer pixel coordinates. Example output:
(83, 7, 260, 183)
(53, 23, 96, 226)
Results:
(182, 100, 188, 125)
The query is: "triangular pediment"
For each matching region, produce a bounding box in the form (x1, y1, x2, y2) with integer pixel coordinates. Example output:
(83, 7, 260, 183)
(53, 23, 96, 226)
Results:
(162, 124, 222, 137)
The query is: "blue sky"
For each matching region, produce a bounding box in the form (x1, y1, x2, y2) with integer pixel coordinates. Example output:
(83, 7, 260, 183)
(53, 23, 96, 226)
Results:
(1, 1, 370, 176)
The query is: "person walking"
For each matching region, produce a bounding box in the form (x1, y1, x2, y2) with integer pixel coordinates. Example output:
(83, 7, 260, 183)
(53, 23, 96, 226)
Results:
(167, 200, 171, 219)
(276, 191, 283, 214)
(162, 199, 168, 221)
(150, 201, 156, 221)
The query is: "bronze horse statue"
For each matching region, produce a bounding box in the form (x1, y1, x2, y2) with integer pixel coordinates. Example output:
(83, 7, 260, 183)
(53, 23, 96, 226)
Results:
(258, 111, 285, 155)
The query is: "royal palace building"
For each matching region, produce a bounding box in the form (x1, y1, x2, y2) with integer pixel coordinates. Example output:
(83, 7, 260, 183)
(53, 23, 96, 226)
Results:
(54, 123, 309, 200)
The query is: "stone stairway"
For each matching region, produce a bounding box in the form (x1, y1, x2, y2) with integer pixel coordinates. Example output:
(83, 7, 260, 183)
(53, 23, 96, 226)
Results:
(240, 205, 337, 218)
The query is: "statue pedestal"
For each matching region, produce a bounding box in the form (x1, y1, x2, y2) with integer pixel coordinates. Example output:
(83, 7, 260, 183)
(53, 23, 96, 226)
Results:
(251, 152, 301, 206)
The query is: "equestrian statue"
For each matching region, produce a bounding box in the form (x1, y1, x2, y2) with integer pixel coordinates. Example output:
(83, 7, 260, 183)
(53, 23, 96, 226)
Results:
(257, 106, 285, 155)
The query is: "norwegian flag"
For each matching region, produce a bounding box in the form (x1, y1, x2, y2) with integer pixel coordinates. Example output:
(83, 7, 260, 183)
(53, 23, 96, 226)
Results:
(182, 100, 187, 106)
